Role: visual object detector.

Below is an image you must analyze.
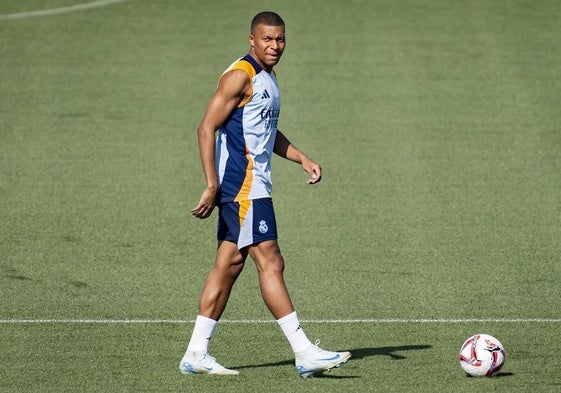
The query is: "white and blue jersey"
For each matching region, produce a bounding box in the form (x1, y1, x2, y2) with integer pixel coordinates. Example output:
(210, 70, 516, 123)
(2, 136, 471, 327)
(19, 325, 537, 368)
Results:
(214, 54, 281, 249)
(215, 54, 281, 203)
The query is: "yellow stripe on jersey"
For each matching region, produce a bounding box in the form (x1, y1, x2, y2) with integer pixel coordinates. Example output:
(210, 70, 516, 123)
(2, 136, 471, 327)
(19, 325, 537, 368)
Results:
(234, 143, 254, 202)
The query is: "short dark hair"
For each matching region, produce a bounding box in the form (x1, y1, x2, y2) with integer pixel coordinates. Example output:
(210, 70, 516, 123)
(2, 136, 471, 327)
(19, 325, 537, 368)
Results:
(251, 11, 285, 33)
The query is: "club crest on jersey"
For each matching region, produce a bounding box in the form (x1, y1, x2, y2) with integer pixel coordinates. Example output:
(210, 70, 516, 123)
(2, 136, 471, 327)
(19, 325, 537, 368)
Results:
(258, 220, 268, 234)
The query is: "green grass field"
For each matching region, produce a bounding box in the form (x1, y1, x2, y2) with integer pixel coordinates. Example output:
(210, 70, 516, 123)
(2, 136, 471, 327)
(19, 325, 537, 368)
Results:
(1, 0, 560, 392)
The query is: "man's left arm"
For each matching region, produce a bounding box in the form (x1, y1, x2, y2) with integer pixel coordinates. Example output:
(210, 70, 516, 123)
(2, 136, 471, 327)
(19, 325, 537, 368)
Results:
(273, 130, 322, 184)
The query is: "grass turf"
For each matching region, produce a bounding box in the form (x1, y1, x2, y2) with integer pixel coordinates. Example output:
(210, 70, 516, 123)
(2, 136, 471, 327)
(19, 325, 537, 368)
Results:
(1, 0, 560, 392)
(1, 322, 560, 392)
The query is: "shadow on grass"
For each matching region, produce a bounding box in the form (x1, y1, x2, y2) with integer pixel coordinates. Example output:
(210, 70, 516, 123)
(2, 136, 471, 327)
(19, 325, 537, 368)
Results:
(349, 344, 432, 360)
(494, 372, 514, 378)
(234, 344, 431, 377)
(464, 372, 514, 378)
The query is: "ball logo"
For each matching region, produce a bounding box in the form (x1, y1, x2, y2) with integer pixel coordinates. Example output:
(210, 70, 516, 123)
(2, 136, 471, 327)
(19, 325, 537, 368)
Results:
(258, 220, 268, 234)
(483, 339, 502, 353)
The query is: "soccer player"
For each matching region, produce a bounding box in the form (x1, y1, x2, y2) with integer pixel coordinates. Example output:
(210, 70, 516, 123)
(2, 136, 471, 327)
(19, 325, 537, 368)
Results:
(180, 11, 351, 377)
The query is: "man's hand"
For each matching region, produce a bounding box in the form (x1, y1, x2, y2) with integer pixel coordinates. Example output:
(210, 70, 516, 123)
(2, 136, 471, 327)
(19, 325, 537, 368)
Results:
(302, 158, 322, 184)
(191, 187, 217, 219)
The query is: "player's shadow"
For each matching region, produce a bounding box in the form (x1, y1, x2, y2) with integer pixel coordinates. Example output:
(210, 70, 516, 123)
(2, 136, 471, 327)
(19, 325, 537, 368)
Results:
(234, 344, 431, 377)
(351, 344, 432, 361)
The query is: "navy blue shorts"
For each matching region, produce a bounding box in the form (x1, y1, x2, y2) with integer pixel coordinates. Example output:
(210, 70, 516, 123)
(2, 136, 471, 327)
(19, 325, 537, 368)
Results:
(217, 198, 278, 249)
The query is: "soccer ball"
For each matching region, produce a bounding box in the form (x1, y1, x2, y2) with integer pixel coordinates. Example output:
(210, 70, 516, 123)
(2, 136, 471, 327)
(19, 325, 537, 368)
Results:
(459, 334, 505, 377)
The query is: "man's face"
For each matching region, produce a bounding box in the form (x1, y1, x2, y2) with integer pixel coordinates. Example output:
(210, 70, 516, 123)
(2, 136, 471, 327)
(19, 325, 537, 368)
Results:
(249, 24, 285, 71)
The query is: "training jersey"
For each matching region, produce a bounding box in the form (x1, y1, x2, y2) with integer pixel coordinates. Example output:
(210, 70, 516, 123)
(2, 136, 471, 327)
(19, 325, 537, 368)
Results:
(215, 54, 281, 203)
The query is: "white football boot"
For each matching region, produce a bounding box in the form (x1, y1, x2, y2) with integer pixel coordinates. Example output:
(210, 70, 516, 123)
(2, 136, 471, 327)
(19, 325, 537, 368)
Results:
(295, 340, 351, 378)
(179, 351, 239, 375)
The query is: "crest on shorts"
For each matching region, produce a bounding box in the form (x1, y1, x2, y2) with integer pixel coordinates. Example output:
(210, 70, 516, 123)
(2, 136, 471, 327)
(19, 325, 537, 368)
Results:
(258, 220, 268, 234)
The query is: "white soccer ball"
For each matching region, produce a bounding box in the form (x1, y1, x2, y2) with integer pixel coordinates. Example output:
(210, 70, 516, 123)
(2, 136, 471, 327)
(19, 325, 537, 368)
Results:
(459, 334, 505, 377)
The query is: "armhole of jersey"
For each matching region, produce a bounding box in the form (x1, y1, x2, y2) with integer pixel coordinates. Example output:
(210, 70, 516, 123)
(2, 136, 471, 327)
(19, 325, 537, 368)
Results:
(219, 60, 256, 108)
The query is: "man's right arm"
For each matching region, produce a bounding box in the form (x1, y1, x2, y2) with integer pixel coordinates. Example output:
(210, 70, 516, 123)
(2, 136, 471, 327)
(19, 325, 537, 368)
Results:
(191, 70, 250, 219)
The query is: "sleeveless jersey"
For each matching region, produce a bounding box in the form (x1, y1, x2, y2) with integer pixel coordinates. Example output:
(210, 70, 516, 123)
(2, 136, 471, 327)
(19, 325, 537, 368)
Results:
(215, 54, 281, 203)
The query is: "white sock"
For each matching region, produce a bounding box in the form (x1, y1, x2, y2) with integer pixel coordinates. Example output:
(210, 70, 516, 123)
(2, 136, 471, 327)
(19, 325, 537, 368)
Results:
(277, 311, 312, 353)
(186, 315, 218, 354)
